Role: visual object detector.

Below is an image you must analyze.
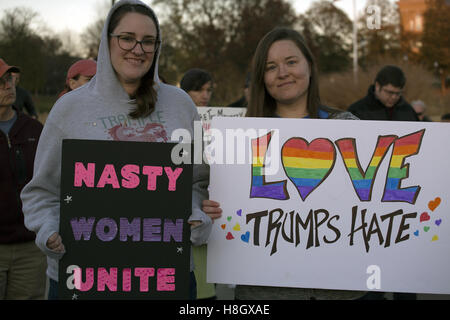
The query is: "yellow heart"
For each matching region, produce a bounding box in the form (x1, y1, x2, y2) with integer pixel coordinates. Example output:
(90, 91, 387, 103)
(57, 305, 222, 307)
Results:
(233, 223, 241, 231)
(432, 235, 439, 242)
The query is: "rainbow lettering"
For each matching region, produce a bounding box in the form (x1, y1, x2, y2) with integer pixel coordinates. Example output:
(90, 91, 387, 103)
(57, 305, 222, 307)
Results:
(250, 132, 288, 200)
(381, 130, 425, 204)
(336, 135, 397, 201)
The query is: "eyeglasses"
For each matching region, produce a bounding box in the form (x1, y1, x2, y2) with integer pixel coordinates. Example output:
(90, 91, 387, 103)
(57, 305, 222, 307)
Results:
(110, 34, 159, 53)
(0, 73, 14, 89)
(381, 87, 402, 97)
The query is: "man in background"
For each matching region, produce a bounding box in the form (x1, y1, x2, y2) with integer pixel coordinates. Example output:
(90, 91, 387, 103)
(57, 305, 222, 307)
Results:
(0, 58, 46, 299)
(348, 65, 418, 122)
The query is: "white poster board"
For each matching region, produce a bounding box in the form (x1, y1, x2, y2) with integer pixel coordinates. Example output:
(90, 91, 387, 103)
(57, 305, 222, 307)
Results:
(197, 107, 246, 140)
(197, 107, 246, 162)
(207, 117, 450, 294)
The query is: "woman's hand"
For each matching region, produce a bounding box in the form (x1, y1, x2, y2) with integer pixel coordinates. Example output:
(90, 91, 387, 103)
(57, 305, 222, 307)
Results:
(47, 232, 65, 253)
(188, 200, 223, 228)
(202, 200, 222, 222)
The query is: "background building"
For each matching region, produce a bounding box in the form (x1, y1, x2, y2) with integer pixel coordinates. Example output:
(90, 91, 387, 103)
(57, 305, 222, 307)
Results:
(398, 0, 427, 54)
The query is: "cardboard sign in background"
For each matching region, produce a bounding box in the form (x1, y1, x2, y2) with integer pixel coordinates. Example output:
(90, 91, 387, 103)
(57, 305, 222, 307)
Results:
(197, 107, 246, 137)
(59, 140, 192, 300)
(197, 107, 246, 162)
(207, 117, 450, 294)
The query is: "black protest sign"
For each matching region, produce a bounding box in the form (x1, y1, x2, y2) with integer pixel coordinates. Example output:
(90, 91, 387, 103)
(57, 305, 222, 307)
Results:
(58, 139, 192, 300)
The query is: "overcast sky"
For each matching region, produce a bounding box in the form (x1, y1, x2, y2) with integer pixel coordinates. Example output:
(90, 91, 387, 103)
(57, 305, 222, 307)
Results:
(0, 0, 382, 34)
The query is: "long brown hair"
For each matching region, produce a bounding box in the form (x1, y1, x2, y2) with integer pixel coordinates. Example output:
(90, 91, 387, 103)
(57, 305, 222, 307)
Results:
(108, 4, 160, 119)
(246, 27, 321, 118)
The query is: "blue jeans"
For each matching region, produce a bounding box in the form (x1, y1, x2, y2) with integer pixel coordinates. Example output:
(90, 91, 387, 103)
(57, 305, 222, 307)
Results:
(48, 271, 197, 300)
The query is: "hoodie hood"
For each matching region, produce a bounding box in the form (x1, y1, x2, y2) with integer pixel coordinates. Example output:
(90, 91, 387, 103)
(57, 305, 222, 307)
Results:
(92, 0, 161, 103)
(21, 0, 211, 281)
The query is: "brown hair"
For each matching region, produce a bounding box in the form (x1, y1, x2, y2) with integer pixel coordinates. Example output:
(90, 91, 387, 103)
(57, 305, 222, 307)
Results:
(180, 68, 213, 92)
(246, 27, 321, 118)
(108, 4, 160, 119)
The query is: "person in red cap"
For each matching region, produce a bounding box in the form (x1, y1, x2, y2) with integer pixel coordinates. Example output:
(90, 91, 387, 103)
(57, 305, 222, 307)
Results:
(0, 58, 46, 299)
(58, 59, 97, 98)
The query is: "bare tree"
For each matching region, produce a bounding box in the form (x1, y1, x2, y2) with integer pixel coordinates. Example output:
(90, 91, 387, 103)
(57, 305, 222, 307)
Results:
(154, 0, 296, 104)
(298, 0, 353, 73)
(80, 18, 105, 59)
(422, 0, 450, 94)
(0, 7, 81, 95)
(357, 0, 401, 68)
(0, 7, 38, 38)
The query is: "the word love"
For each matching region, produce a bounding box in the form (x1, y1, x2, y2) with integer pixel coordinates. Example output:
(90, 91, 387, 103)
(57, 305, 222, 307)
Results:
(250, 129, 425, 204)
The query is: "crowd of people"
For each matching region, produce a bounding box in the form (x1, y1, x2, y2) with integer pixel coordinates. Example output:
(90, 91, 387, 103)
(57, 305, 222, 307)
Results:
(0, 0, 448, 300)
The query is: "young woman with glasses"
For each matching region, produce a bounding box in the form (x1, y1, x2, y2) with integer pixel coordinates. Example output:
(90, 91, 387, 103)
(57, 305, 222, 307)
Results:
(21, 0, 221, 300)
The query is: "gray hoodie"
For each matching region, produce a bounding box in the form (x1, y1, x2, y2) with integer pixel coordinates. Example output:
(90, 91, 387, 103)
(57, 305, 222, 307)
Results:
(20, 0, 212, 281)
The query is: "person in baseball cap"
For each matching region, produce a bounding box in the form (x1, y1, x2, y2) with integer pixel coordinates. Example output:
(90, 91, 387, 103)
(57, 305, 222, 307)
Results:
(0, 57, 46, 300)
(0, 59, 20, 113)
(58, 59, 97, 98)
(0, 58, 20, 78)
(1, 60, 39, 119)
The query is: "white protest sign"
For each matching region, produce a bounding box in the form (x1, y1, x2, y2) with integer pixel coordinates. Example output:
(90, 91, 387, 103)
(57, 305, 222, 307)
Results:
(197, 107, 246, 162)
(197, 107, 246, 139)
(207, 117, 450, 294)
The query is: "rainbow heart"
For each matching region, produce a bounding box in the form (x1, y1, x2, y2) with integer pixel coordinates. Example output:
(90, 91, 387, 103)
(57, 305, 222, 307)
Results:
(226, 232, 234, 240)
(413, 230, 419, 237)
(233, 223, 241, 231)
(424, 226, 430, 232)
(281, 138, 336, 200)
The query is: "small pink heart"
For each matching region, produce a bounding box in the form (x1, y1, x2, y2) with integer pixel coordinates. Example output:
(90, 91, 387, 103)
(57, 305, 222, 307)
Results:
(420, 212, 430, 222)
